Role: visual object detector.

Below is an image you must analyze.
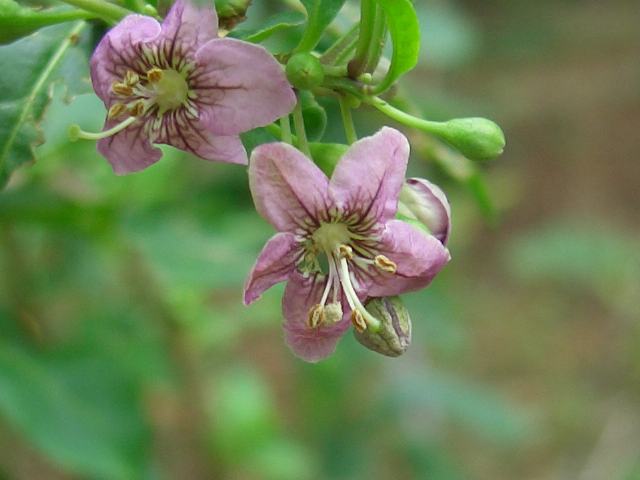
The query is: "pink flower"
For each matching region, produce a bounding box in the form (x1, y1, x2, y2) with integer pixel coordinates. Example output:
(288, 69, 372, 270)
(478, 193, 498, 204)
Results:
(84, 0, 295, 174)
(243, 128, 451, 362)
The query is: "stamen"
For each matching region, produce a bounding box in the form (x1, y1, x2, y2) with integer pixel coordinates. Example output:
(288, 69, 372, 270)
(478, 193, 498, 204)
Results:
(147, 67, 163, 83)
(351, 310, 367, 333)
(124, 70, 140, 86)
(337, 256, 381, 331)
(108, 103, 127, 119)
(338, 244, 353, 259)
(68, 116, 137, 142)
(112, 82, 133, 97)
(308, 304, 324, 328)
(374, 255, 397, 274)
(128, 101, 146, 117)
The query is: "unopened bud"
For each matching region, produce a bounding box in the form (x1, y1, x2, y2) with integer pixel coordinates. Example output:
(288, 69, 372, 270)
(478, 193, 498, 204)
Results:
(438, 118, 505, 161)
(353, 297, 411, 357)
(216, 0, 252, 30)
(398, 178, 451, 245)
(286, 53, 325, 91)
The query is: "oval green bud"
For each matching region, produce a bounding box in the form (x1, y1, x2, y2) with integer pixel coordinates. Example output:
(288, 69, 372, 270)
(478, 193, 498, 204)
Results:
(353, 297, 412, 357)
(438, 117, 506, 161)
(216, 0, 252, 30)
(285, 53, 325, 91)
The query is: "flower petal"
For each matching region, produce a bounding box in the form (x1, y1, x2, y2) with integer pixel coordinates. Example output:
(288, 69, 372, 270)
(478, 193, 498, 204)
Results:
(368, 219, 451, 297)
(244, 233, 299, 305)
(97, 120, 162, 175)
(194, 38, 296, 135)
(90, 15, 162, 102)
(282, 272, 351, 362)
(160, 0, 218, 49)
(154, 114, 247, 164)
(399, 178, 452, 245)
(249, 143, 330, 232)
(330, 127, 410, 223)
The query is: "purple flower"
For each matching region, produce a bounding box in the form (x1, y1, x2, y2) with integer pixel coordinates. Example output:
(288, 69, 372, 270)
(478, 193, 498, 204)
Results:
(83, 0, 295, 174)
(243, 128, 451, 362)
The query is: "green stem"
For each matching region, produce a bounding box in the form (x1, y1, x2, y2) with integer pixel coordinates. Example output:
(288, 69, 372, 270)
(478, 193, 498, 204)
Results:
(365, 97, 446, 136)
(19, 8, 97, 27)
(349, 0, 376, 77)
(292, 97, 311, 157)
(363, 5, 386, 73)
(339, 96, 357, 144)
(280, 115, 292, 145)
(320, 23, 359, 65)
(323, 64, 348, 77)
(60, 0, 130, 22)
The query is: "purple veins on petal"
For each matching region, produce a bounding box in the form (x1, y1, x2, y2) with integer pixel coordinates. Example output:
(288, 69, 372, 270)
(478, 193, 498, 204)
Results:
(243, 127, 452, 362)
(86, 0, 296, 174)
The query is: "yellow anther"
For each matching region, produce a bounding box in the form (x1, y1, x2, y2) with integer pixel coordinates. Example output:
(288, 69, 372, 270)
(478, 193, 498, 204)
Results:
(308, 304, 325, 329)
(124, 70, 140, 86)
(146, 67, 164, 83)
(338, 244, 353, 259)
(128, 101, 145, 117)
(374, 255, 397, 274)
(112, 82, 133, 97)
(107, 103, 127, 119)
(351, 309, 367, 333)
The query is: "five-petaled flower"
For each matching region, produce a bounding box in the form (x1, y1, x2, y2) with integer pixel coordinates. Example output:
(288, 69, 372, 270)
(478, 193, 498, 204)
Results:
(243, 128, 451, 362)
(84, 0, 295, 174)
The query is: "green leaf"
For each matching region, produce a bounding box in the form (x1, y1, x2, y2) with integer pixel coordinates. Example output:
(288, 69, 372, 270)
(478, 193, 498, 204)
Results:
(296, 0, 347, 52)
(231, 10, 306, 43)
(0, 21, 90, 188)
(372, 0, 420, 94)
(0, 312, 150, 479)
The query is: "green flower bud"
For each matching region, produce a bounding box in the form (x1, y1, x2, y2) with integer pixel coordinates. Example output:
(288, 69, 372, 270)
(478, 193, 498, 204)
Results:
(354, 297, 412, 357)
(438, 117, 506, 161)
(216, 0, 252, 30)
(285, 53, 325, 91)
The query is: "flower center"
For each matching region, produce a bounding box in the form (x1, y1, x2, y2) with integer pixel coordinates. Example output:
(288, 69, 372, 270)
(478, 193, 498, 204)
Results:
(151, 68, 189, 114)
(304, 221, 398, 333)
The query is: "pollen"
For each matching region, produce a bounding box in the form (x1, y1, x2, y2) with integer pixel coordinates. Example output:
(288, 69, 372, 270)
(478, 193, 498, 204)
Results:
(374, 255, 397, 274)
(124, 70, 140, 86)
(108, 103, 127, 119)
(112, 82, 133, 97)
(146, 67, 163, 83)
(308, 304, 325, 328)
(351, 310, 367, 333)
(128, 101, 146, 117)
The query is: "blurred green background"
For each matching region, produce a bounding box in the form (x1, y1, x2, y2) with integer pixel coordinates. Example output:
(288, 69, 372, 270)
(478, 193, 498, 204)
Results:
(1, 0, 640, 478)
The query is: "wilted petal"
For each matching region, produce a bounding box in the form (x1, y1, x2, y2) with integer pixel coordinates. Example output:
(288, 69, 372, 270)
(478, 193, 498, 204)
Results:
(244, 233, 299, 305)
(330, 127, 409, 223)
(249, 143, 329, 232)
(368, 220, 450, 297)
(161, 0, 218, 49)
(194, 38, 296, 135)
(399, 178, 452, 245)
(282, 272, 351, 362)
(90, 15, 162, 101)
(97, 121, 162, 174)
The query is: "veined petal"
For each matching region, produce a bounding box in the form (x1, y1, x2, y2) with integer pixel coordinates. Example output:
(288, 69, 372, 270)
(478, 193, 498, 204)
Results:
(249, 143, 330, 232)
(90, 15, 162, 101)
(244, 233, 299, 305)
(97, 120, 162, 174)
(283, 272, 351, 363)
(154, 113, 247, 165)
(330, 127, 409, 224)
(193, 38, 296, 135)
(161, 0, 218, 49)
(368, 219, 450, 297)
(399, 178, 452, 245)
